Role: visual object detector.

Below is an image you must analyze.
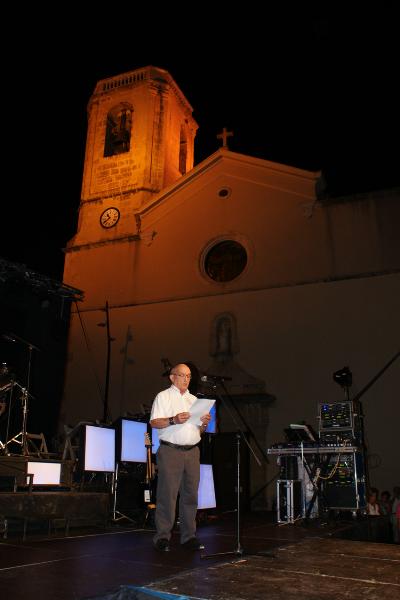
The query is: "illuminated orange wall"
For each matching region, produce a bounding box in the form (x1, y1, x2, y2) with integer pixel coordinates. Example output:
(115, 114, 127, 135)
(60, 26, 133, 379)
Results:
(62, 152, 400, 502)
(62, 67, 400, 506)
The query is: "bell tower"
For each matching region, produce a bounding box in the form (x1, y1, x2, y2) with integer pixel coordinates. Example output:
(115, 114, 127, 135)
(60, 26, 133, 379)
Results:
(68, 66, 198, 249)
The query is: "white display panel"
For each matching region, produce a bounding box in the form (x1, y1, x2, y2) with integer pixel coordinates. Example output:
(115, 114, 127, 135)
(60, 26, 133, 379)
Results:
(206, 403, 217, 433)
(121, 419, 147, 463)
(198, 464, 217, 509)
(151, 426, 160, 454)
(84, 425, 115, 472)
(27, 461, 61, 485)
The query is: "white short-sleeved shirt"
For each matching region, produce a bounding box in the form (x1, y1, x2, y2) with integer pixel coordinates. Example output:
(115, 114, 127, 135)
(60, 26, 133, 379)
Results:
(150, 385, 201, 446)
(367, 502, 380, 516)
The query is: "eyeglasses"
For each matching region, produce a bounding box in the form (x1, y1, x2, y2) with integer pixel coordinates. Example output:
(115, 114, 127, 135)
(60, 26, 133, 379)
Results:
(172, 373, 191, 380)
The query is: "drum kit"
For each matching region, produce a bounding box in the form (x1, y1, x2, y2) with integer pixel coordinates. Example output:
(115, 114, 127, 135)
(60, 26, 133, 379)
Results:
(0, 333, 40, 456)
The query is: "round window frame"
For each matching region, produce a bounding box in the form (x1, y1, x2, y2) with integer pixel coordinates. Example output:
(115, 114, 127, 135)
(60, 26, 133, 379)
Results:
(200, 235, 250, 284)
(217, 186, 232, 199)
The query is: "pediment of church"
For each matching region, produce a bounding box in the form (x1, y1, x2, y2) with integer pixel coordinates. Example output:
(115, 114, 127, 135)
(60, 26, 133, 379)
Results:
(63, 146, 324, 309)
(138, 147, 320, 228)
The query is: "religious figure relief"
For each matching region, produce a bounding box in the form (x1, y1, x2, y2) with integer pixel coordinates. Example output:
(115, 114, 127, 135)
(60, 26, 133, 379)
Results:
(210, 313, 239, 360)
(216, 318, 232, 355)
(104, 103, 133, 157)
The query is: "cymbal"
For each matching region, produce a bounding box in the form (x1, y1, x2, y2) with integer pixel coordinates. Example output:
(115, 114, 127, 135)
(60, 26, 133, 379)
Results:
(0, 382, 12, 393)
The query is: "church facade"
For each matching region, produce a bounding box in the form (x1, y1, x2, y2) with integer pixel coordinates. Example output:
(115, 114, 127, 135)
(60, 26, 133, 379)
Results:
(62, 66, 400, 507)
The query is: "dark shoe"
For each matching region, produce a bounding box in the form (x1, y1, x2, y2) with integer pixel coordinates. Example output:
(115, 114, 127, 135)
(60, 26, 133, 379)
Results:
(181, 537, 205, 550)
(154, 538, 170, 552)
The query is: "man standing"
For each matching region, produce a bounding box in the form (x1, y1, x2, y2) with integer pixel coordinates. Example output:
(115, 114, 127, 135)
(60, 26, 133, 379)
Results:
(150, 363, 211, 552)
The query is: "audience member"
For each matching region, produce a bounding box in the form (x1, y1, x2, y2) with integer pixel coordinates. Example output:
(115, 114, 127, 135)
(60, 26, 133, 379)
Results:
(379, 490, 392, 516)
(366, 487, 380, 516)
(392, 486, 400, 543)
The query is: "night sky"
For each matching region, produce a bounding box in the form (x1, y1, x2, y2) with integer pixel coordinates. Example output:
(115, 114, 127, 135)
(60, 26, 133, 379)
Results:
(1, 8, 398, 281)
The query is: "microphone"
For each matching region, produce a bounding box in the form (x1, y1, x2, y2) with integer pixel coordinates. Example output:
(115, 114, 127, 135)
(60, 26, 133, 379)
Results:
(200, 373, 232, 382)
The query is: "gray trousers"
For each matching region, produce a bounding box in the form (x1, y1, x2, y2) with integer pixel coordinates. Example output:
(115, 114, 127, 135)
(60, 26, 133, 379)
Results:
(154, 444, 200, 544)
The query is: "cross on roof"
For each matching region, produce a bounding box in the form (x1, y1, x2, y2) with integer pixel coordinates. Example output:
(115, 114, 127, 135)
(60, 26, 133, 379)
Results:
(216, 127, 234, 149)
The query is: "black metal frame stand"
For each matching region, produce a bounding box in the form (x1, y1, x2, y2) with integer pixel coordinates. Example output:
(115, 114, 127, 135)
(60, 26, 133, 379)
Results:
(111, 462, 137, 524)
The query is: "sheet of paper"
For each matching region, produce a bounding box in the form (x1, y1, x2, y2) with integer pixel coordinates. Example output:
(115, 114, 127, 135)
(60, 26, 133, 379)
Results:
(188, 398, 215, 426)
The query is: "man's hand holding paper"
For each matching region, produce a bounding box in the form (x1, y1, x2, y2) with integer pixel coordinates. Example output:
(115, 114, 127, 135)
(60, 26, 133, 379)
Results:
(188, 398, 215, 425)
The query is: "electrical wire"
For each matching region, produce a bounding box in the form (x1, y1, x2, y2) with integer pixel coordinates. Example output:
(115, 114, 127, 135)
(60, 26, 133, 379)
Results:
(74, 300, 104, 408)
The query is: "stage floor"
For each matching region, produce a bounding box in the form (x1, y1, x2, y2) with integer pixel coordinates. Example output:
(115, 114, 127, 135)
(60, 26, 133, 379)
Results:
(0, 511, 398, 600)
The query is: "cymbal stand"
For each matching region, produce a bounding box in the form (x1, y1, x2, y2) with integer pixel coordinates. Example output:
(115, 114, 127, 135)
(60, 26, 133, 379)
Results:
(6, 382, 34, 455)
(0, 391, 8, 452)
(0, 417, 5, 451)
(0, 383, 12, 455)
(4, 335, 39, 456)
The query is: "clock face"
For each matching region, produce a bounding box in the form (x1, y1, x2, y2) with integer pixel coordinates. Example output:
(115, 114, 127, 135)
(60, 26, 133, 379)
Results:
(100, 207, 120, 228)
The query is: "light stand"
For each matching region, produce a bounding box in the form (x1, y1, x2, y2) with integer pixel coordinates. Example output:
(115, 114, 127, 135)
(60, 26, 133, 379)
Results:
(332, 365, 370, 513)
(201, 378, 261, 560)
(111, 462, 136, 524)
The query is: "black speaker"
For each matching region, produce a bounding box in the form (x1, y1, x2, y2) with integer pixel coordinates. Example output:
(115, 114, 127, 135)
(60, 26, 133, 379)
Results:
(115, 462, 146, 513)
(209, 432, 250, 511)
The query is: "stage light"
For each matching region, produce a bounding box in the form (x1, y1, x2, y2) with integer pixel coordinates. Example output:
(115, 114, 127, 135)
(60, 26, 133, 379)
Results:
(84, 424, 115, 472)
(333, 366, 352, 388)
(198, 464, 216, 509)
(26, 461, 61, 485)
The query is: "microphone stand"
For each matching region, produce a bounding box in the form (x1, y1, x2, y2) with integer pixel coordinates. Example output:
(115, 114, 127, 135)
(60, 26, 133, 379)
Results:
(201, 378, 261, 560)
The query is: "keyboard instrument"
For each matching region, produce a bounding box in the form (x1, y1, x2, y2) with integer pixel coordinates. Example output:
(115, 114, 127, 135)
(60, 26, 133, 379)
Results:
(267, 444, 359, 456)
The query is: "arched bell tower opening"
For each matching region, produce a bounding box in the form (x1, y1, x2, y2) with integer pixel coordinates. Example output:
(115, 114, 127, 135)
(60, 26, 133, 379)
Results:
(104, 103, 133, 157)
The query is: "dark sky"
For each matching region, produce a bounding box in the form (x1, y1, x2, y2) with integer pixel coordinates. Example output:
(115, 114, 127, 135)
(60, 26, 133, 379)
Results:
(1, 7, 398, 281)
